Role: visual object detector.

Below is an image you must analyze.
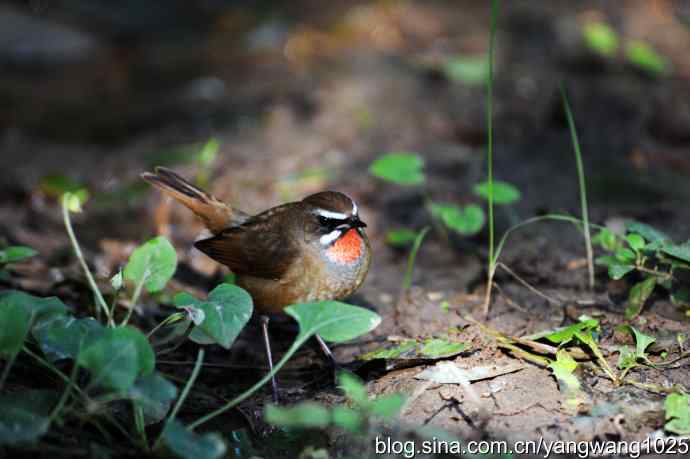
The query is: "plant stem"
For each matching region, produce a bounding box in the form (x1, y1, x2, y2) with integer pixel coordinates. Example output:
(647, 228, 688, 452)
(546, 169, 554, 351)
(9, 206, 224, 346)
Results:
(402, 227, 430, 291)
(49, 359, 80, 423)
(0, 352, 18, 390)
(560, 84, 594, 290)
(482, 0, 498, 318)
(153, 347, 205, 450)
(188, 333, 310, 430)
(120, 276, 145, 327)
(62, 195, 114, 326)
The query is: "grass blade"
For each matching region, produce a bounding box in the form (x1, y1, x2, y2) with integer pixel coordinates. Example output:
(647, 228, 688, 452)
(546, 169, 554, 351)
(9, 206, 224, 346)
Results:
(560, 84, 595, 289)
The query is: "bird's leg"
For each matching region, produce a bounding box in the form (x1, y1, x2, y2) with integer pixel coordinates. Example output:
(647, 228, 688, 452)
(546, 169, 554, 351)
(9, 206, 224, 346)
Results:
(314, 334, 342, 377)
(260, 315, 279, 403)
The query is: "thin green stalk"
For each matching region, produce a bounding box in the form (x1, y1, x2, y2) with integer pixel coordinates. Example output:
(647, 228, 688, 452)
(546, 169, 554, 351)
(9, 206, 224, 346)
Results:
(189, 333, 309, 430)
(120, 276, 146, 327)
(62, 195, 114, 326)
(49, 360, 79, 424)
(561, 84, 595, 290)
(134, 404, 148, 451)
(482, 0, 498, 317)
(402, 227, 430, 291)
(153, 347, 205, 450)
(0, 352, 18, 390)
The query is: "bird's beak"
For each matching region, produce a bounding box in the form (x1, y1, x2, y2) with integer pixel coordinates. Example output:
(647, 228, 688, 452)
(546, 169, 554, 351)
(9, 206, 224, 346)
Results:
(350, 217, 367, 228)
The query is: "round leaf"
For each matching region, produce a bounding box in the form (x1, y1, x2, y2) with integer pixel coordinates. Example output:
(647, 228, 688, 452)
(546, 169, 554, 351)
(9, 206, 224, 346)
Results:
(0, 390, 57, 445)
(176, 284, 253, 349)
(264, 402, 330, 429)
(472, 180, 521, 205)
(0, 299, 32, 358)
(32, 315, 103, 362)
(0, 246, 38, 264)
(163, 420, 226, 459)
(78, 327, 155, 391)
(369, 153, 425, 186)
(124, 236, 178, 293)
(285, 301, 381, 343)
(625, 233, 646, 252)
(127, 372, 178, 424)
(430, 203, 485, 236)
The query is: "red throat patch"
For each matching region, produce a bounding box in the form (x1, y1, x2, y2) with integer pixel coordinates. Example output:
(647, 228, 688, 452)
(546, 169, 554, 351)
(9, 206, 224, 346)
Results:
(327, 228, 362, 264)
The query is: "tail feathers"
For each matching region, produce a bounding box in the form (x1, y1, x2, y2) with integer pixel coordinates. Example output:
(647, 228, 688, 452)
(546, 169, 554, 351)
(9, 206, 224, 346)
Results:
(141, 167, 246, 234)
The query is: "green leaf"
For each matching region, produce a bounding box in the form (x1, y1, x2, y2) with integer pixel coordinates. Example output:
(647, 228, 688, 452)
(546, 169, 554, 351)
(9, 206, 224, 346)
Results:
(549, 350, 585, 413)
(664, 393, 690, 435)
(127, 372, 178, 425)
(614, 248, 636, 264)
(583, 22, 619, 57)
(163, 420, 226, 459)
(529, 319, 599, 345)
(332, 406, 362, 433)
(369, 153, 425, 186)
(32, 315, 103, 361)
(419, 338, 467, 358)
(63, 190, 89, 213)
(264, 402, 330, 429)
(625, 221, 669, 243)
(592, 228, 620, 251)
(596, 256, 635, 280)
(661, 242, 690, 264)
(0, 291, 69, 322)
(338, 372, 368, 406)
(472, 180, 521, 205)
(617, 325, 655, 366)
(197, 138, 220, 167)
(442, 54, 489, 85)
(175, 284, 253, 349)
(370, 394, 406, 419)
(625, 277, 656, 320)
(0, 298, 32, 358)
(123, 236, 178, 293)
(430, 203, 485, 236)
(616, 345, 637, 371)
(0, 390, 57, 445)
(0, 246, 38, 264)
(286, 301, 381, 343)
(626, 40, 669, 76)
(626, 233, 646, 252)
(359, 340, 417, 361)
(385, 229, 419, 247)
(78, 327, 155, 391)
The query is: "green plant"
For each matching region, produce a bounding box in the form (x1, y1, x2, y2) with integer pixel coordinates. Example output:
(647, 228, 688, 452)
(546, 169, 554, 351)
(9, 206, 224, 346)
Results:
(0, 190, 382, 458)
(442, 54, 489, 86)
(265, 372, 405, 434)
(665, 393, 690, 435)
(594, 220, 690, 319)
(561, 84, 595, 289)
(615, 325, 656, 378)
(625, 40, 669, 76)
(582, 21, 619, 57)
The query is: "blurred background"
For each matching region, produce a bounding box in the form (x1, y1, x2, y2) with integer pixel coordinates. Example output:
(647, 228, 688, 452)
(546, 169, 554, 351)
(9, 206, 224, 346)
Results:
(1, 0, 690, 282)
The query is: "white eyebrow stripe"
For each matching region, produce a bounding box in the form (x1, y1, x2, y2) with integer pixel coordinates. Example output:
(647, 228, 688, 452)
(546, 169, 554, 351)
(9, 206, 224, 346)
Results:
(352, 201, 358, 215)
(320, 229, 342, 245)
(315, 209, 348, 220)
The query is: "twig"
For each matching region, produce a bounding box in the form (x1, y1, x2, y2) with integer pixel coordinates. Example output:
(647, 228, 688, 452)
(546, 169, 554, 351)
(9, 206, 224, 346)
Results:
(497, 262, 562, 306)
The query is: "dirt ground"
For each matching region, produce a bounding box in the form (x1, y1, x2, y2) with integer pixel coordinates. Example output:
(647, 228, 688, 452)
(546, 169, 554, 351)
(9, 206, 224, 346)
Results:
(2, 1, 690, 457)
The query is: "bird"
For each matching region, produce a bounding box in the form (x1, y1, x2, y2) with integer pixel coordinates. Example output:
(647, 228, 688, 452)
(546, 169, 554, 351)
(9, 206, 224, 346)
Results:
(141, 167, 371, 401)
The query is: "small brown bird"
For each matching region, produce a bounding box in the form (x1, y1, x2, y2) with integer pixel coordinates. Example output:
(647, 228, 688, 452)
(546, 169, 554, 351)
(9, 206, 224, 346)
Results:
(141, 167, 371, 399)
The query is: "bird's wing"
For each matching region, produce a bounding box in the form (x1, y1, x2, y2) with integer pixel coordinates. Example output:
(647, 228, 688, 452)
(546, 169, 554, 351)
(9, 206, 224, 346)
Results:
(193, 207, 299, 280)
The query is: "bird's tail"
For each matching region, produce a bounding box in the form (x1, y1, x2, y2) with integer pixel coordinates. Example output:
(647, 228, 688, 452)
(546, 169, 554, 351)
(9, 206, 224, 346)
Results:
(141, 167, 245, 234)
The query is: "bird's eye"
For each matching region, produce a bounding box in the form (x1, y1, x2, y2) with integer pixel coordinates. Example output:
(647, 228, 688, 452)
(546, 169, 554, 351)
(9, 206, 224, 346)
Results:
(318, 216, 330, 226)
